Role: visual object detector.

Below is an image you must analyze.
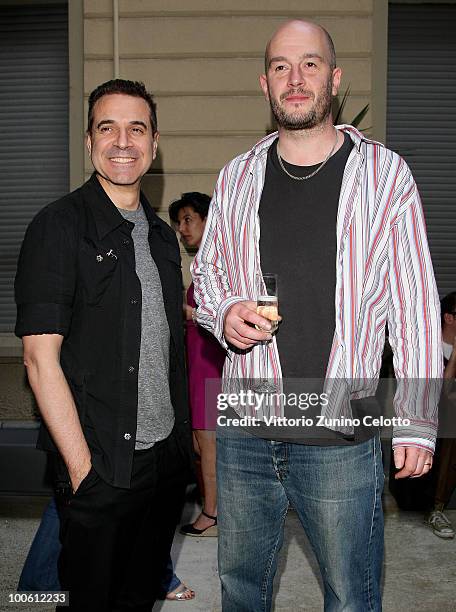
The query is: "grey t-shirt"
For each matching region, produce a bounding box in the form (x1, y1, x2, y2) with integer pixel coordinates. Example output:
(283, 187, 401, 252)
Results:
(119, 204, 174, 449)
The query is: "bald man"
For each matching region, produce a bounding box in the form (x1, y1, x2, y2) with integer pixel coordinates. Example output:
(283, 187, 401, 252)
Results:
(192, 21, 442, 611)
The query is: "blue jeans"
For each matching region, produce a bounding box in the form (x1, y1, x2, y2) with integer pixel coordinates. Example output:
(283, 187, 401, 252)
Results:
(217, 429, 384, 612)
(161, 559, 181, 595)
(18, 498, 61, 591)
(18, 497, 181, 595)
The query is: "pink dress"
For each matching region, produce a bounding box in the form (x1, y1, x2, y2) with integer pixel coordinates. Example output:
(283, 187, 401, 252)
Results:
(185, 283, 226, 430)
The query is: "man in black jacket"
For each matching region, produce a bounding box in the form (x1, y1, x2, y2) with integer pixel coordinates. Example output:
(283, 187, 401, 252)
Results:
(15, 79, 192, 611)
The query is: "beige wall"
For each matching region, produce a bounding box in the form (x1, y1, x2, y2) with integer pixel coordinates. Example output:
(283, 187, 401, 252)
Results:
(83, 0, 377, 285)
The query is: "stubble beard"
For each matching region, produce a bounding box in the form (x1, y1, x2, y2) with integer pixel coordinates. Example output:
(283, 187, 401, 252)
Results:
(269, 77, 334, 131)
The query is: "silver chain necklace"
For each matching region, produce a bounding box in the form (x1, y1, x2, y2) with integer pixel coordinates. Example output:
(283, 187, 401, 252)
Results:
(276, 130, 339, 181)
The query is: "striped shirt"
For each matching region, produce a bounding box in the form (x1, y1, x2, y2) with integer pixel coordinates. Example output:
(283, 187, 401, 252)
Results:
(192, 125, 443, 452)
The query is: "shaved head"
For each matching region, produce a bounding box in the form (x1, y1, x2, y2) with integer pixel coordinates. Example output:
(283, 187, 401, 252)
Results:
(264, 20, 336, 72)
(259, 19, 341, 132)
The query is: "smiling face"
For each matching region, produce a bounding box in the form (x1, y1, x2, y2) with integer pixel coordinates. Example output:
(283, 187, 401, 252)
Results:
(86, 93, 158, 188)
(176, 206, 207, 249)
(260, 21, 341, 131)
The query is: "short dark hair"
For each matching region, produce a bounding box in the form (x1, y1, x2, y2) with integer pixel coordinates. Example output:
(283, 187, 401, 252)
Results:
(441, 291, 456, 328)
(168, 192, 211, 223)
(87, 79, 158, 134)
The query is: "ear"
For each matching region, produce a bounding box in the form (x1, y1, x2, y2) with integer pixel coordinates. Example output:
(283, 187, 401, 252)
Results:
(152, 132, 160, 161)
(86, 132, 92, 157)
(331, 67, 342, 97)
(259, 74, 270, 101)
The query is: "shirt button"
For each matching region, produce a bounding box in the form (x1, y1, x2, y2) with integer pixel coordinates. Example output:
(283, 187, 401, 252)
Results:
(130, 298, 138, 305)
(128, 365, 135, 374)
(124, 433, 131, 440)
(122, 238, 130, 246)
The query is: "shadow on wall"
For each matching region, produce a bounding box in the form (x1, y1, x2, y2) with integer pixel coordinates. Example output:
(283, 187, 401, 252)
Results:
(143, 147, 165, 213)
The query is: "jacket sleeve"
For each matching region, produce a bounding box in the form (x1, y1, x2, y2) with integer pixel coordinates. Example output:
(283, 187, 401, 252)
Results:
(387, 160, 443, 453)
(15, 207, 77, 338)
(191, 167, 246, 349)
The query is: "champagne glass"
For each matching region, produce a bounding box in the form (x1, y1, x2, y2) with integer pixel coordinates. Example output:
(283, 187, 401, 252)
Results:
(256, 273, 279, 333)
(254, 273, 279, 394)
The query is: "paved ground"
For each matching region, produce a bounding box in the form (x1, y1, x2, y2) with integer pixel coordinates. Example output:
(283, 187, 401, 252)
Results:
(0, 491, 455, 612)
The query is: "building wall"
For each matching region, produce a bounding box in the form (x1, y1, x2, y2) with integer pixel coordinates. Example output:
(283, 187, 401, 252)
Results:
(83, 0, 376, 286)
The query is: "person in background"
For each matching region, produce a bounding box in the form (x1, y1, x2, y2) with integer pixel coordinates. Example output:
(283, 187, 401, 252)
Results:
(169, 192, 225, 537)
(18, 498, 60, 592)
(424, 292, 456, 538)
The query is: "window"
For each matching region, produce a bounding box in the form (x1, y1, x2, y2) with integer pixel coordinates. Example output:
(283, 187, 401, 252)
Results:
(387, 3, 456, 296)
(0, 3, 69, 331)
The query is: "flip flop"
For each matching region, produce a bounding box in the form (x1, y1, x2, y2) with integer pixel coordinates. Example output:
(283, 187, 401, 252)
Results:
(165, 582, 195, 601)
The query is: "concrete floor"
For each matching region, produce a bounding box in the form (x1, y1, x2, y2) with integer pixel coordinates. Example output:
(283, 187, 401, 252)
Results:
(0, 491, 455, 612)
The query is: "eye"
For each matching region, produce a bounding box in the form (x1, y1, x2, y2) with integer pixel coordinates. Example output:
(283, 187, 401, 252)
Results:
(305, 62, 317, 69)
(274, 64, 287, 72)
(99, 126, 112, 133)
(131, 127, 145, 134)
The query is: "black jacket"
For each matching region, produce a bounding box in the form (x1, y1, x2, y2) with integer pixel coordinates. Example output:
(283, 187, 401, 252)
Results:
(15, 174, 192, 487)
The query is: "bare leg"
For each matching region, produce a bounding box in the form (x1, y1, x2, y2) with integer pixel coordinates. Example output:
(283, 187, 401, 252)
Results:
(192, 432, 205, 500)
(191, 430, 217, 530)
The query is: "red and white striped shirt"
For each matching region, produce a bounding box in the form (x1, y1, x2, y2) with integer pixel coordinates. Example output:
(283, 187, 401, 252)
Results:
(192, 125, 443, 452)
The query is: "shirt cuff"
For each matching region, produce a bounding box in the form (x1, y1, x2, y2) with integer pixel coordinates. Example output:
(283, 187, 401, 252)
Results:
(392, 437, 435, 455)
(15, 303, 72, 338)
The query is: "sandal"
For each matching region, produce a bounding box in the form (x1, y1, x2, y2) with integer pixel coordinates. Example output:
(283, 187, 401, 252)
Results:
(165, 582, 195, 601)
(180, 510, 218, 537)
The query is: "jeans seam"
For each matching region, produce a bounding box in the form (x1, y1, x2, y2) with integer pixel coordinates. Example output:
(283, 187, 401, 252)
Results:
(366, 436, 379, 611)
(260, 505, 287, 612)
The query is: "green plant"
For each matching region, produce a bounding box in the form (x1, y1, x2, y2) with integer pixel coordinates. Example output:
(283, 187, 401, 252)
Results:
(334, 85, 369, 128)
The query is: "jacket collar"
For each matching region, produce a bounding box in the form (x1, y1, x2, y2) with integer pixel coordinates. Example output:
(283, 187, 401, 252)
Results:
(81, 173, 160, 240)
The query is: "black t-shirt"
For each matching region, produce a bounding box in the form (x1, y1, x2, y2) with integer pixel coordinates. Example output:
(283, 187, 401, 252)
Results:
(260, 133, 352, 381)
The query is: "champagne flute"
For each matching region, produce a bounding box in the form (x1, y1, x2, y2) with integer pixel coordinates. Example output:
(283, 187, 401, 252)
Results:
(254, 273, 279, 394)
(256, 273, 279, 333)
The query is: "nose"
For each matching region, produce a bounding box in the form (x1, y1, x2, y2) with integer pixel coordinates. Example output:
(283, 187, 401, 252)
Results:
(288, 64, 304, 88)
(114, 126, 131, 149)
